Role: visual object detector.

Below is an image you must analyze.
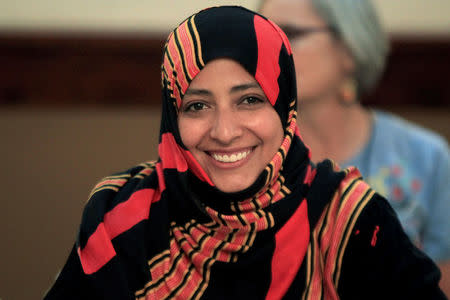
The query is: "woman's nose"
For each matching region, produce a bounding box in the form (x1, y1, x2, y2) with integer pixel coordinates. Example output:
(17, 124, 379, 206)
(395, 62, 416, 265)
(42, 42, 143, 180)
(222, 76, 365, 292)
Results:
(209, 108, 243, 145)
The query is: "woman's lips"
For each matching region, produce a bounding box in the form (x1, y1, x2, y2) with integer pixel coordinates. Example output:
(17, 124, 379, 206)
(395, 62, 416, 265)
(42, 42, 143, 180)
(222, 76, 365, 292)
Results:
(207, 147, 254, 164)
(211, 149, 251, 163)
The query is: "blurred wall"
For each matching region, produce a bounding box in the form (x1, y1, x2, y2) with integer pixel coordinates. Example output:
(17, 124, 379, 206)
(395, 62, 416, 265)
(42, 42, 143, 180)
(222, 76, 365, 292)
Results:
(1, 108, 161, 300)
(0, 1, 449, 299)
(0, 0, 449, 34)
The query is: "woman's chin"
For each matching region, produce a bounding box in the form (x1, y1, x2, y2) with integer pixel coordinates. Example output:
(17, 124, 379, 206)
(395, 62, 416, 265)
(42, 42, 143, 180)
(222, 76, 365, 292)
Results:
(213, 177, 254, 194)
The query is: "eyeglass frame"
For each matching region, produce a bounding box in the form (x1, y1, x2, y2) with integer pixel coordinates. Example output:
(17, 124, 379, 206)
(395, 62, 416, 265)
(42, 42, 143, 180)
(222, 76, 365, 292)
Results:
(278, 24, 338, 42)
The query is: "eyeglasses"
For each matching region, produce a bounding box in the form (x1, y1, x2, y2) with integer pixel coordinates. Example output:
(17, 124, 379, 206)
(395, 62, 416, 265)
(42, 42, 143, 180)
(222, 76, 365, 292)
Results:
(279, 25, 336, 42)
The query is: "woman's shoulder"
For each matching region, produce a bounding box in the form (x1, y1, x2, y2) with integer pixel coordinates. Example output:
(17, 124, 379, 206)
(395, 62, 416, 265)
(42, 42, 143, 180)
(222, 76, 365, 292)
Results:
(80, 161, 159, 233)
(310, 170, 444, 298)
(316, 165, 376, 236)
(75, 161, 160, 276)
(306, 161, 374, 230)
(336, 191, 445, 298)
(87, 161, 158, 202)
(374, 110, 448, 152)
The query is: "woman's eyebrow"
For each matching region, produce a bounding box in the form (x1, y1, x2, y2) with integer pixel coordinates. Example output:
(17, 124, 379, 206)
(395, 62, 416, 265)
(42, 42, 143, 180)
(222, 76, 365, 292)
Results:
(185, 83, 261, 97)
(184, 88, 212, 97)
(230, 82, 261, 93)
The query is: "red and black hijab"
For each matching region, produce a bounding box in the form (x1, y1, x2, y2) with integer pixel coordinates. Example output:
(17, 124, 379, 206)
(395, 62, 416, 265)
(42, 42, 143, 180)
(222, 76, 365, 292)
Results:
(159, 6, 306, 204)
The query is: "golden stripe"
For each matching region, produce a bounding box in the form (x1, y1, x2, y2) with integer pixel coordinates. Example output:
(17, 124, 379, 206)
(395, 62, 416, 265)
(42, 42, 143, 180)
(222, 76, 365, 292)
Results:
(92, 174, 130, 188)
(321, 180, 360, 279)
(334, 188, 374, 287)
(166, 36, 187, 98)
(184, 20, 200, 77)
(306, 209, 328, 300)
(138, 161, 157, 168)
(88, 186, 120, 200)
(193, 230, 237, 299)
(148, 249, 171, 267)
(175, 24, 191, 81)
(301, 244, 312, 300)
(281, 185, 291, 195)
(163, 49, 175, 83)
(190, 15, 204, 67)
(245, 227, 258, 253)
(150, 244, 187, 295)
(267, 212, 275, 229)
(316, 193, 340, 250)
(135, 251, 171, 297)
(194, 258, 213, 300)
(336, 179, 360, 214)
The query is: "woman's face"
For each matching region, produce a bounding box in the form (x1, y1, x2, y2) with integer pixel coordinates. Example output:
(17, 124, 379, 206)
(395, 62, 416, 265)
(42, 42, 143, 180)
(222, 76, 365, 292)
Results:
(178, 58, 284, 193)
(260, 0, 354, 104)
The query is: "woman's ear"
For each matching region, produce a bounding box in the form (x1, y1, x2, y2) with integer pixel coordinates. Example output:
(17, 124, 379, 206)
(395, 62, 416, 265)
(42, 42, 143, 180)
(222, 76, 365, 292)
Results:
(339, 77, 357, 105)
(336, 41, 358, 105)
(338, 42, 356, 74)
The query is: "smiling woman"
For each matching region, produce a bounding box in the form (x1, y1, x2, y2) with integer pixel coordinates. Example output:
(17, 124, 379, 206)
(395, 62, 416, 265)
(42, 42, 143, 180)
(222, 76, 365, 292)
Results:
(178, 58, 284, 192)
(43, 5, 446, 300)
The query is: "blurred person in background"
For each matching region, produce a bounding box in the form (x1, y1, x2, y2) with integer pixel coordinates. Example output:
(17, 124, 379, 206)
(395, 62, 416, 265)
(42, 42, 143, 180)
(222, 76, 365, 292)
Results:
(259, 0, 450, 294)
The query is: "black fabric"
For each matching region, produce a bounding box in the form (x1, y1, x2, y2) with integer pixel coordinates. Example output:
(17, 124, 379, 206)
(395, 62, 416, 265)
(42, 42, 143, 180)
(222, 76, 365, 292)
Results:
(338, 194, 447, 299)
(306, 160, 347, 228)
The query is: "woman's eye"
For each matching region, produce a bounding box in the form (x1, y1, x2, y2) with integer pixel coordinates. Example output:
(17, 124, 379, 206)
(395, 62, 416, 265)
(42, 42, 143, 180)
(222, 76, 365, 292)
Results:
(242, 96, 263, 105)
(185, 102, 206, 112)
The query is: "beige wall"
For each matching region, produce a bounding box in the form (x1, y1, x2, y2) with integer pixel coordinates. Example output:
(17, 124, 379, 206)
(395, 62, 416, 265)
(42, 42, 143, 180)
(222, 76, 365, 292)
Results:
(1, 108, 160, 300)
(1, 0, 449, 34)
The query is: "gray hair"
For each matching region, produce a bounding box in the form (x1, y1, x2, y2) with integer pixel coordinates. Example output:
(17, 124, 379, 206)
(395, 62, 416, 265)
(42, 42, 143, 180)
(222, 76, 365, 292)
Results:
(311, 0, 390, 93)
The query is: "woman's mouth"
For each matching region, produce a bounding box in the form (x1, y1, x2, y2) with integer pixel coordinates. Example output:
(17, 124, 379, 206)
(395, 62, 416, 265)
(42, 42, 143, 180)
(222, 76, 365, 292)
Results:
(209, 149, 252, 163)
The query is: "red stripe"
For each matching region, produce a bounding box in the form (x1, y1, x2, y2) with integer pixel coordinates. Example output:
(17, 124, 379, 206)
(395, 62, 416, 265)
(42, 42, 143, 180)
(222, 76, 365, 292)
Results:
(266, 200, 309, 300)
(159, 132, 213, 185)
(77, 223, 116, 275)
(92, 178, 128, 190)
(183, 149, 213, 185)
(159, 133, 189, 172)
(254, 15, 282, 106)
(304, 164, 317, 186)
(155, 162, 167, 193)
(178, 21, 200, 80)
(168, 35, 189, 94)
(78, 188, 159, 274)
(104, 188, 157, 238)
(268, 19, 292, 55)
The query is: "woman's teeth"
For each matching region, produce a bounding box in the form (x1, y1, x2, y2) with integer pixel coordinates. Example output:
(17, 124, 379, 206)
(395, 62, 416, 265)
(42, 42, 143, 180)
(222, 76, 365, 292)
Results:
(211, 150, 251, 163)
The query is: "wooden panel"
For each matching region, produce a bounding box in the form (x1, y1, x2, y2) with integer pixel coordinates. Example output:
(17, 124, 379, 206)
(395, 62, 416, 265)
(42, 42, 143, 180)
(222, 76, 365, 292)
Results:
(364, 37, 450, 107)
(0, 32, 166, 106)
(0, 31, 449, 107)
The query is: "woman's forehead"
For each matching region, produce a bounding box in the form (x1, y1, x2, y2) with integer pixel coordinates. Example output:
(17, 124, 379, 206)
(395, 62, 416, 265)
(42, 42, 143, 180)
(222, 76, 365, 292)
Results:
(184, 58, 264, 96)
(162, 6, 296, 112)
(260, 0, 327, 27)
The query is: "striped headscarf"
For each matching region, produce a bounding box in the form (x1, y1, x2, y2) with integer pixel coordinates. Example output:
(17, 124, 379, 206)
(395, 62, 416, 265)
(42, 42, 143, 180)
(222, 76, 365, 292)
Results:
(46, 6, 381, 300)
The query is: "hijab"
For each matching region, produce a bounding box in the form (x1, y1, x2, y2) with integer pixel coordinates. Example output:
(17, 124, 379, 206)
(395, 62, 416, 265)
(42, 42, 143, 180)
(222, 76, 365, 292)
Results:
(69, 6, 352, 299)
(158, 5, 307, 218)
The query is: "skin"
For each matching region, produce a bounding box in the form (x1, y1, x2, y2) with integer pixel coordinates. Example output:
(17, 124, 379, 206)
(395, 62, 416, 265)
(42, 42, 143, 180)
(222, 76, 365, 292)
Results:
(260, 0, 450, 295)
(178, 58, 284, 193)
